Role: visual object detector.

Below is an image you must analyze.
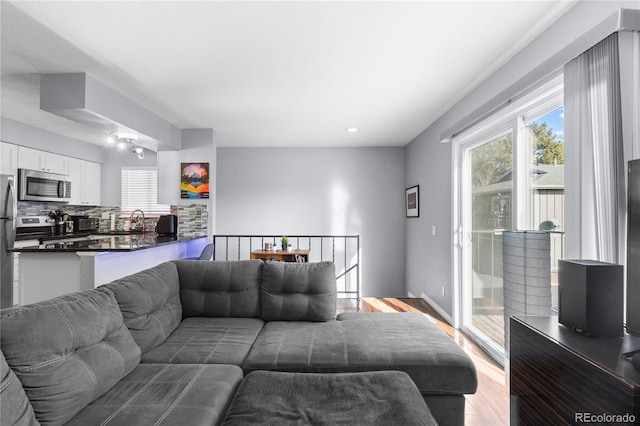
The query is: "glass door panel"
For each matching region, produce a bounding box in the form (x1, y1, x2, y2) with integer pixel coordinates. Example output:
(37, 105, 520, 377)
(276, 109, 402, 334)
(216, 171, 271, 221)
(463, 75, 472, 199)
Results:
(525, 107, 565, 312)
(465, 132, 512, 352)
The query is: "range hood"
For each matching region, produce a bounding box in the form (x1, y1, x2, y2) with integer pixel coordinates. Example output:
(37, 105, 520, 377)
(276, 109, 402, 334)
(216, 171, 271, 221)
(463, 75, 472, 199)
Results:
(40, 73, 181, 152)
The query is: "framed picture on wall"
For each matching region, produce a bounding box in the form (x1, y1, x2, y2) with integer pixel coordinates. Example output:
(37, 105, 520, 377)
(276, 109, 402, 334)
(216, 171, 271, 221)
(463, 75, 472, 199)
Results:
(406, 185, 419, 218)
(181, 163, 210, 199)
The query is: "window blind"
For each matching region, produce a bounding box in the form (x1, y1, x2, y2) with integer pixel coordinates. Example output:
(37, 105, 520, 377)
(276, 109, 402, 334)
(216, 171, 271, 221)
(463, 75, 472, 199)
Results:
(121, 167, 171, 214)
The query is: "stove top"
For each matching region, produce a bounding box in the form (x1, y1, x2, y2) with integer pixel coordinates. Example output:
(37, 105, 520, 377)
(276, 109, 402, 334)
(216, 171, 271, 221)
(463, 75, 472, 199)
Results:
(15, 216, 88, 242)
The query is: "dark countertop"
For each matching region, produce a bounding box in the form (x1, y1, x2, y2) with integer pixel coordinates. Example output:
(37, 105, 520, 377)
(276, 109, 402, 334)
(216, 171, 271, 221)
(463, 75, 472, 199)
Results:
(11, 233, 207, 253)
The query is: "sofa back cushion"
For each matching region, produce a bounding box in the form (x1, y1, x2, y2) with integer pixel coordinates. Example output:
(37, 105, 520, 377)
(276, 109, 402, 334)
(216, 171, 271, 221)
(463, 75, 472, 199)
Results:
(261, 261, 337, 321)
(0, 289, 141, 425)
(175, 260, 263, 318)
(0, 350, 38, 426)
(102, 261, 182, 353)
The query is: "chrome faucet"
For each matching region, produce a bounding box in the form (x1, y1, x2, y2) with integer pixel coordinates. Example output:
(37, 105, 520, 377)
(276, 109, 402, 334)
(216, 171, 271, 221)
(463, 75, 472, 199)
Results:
(129, 209, 146, 232)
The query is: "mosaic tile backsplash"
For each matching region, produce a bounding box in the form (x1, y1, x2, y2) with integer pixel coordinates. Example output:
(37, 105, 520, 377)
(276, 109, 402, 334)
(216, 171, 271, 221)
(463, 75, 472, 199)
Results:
(178, 204, 208, 238)
(17, 202, 208, 237)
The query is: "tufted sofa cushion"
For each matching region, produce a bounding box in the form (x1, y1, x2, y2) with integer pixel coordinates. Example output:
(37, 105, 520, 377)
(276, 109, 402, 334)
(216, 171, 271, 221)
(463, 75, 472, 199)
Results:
(175, 260, 263, 318)
(261, 261, 337, 322)
(0, 289, 141, 425)
(102, 261, 182, 354)
(0, 350, 38, 426)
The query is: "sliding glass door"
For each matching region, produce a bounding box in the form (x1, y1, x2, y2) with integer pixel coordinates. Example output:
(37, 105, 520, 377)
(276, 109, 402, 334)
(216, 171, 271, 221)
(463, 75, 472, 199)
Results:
(454, 76, 564, 364)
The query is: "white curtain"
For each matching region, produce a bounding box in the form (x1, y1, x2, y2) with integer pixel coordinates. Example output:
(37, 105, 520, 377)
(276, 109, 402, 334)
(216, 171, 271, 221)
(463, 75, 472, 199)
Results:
(630, 31, 640, 159)
(621, 30, 640, 160)
(564, 33, 624, 263)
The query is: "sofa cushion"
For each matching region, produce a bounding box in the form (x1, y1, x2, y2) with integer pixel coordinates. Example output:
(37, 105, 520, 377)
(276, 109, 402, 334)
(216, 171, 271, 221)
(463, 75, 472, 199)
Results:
(261, 261, 336, 321)
(0, 350, 38, 426)
(221, 370, 437, 426)
(141, 317, 265, 365)
(243, 312, 478, 395)
(175, 260, 263, 318)
(101, 261, 182, 354)
(0, 289, 141, 425)
(68, 364, 243, 426)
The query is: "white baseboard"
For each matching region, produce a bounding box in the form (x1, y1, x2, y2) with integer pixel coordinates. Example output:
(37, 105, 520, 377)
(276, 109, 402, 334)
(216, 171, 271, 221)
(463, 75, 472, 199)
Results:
(407, 290, 456, 327)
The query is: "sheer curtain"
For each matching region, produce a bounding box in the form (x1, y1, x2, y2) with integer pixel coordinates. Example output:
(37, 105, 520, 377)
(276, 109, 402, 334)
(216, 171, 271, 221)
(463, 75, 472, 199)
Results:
(564, 33, 624, 263)
(621, 29, 640, 164)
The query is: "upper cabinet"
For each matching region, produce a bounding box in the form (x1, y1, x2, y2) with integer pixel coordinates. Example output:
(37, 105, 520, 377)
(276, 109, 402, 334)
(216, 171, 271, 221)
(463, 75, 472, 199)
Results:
(12, 145, 101, 206)
(0, 142, 18, 176)
(68, 158, 101, 206)
(18, 146, 69, 175)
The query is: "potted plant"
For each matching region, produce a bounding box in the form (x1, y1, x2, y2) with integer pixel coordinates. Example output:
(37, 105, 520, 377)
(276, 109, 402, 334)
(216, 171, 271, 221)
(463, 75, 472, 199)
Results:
(281, 236, 289, 251)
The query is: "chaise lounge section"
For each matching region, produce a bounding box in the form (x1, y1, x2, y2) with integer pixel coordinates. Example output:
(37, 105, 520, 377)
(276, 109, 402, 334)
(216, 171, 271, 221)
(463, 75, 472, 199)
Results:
(1, 259, 477, 425)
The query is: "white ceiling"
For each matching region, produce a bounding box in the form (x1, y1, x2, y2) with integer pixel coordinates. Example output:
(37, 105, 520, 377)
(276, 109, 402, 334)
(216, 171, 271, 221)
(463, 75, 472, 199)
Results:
(1, 1, 577, 149)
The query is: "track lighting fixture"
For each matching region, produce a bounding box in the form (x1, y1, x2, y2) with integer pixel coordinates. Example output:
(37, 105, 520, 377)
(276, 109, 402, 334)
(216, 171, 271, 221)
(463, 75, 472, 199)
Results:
(107, 132, 145, 159)
(131, 146, 144, 159)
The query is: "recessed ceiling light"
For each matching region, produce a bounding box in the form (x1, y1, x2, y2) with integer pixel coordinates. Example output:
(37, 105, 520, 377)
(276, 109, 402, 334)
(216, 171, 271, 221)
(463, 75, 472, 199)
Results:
(346, 127, 359, 133)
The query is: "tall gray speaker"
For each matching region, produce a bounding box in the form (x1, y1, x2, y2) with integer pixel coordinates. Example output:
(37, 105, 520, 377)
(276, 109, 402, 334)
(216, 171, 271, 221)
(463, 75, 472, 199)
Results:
(558, 259, 623, 337)
(503, 231, 552, 355)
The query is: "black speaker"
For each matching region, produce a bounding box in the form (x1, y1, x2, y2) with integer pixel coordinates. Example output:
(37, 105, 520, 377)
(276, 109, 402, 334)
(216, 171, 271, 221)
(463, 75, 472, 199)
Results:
(558, 259, 623, 337)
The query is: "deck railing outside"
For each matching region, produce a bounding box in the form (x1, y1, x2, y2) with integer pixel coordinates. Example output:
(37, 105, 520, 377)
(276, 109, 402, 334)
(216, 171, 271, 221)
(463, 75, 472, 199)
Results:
(471, 229, 564, 312)
(212, 235, 360, 300)
(471, 229, 564, 348)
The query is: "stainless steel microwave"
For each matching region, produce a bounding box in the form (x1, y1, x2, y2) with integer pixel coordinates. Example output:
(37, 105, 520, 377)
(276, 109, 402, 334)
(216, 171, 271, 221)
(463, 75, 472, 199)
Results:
(18, 169, 71, 203)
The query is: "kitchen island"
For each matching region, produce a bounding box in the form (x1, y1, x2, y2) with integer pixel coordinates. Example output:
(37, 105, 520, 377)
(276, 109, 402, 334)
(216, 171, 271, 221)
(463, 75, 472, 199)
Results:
(12, 234, 209, 305)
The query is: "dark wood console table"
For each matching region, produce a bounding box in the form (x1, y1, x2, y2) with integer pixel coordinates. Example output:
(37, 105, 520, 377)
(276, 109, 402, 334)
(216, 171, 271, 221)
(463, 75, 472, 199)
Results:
(510, 316, 640, 425)
(250, 249, 310, 263)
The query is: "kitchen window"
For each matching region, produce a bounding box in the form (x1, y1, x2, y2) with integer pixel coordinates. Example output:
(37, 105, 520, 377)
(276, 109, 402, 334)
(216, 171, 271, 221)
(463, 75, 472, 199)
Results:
(121, 167, 170, 215)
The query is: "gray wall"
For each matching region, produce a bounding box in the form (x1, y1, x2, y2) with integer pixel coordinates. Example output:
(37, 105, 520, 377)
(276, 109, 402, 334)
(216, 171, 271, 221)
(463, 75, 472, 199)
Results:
(1, 117, 104, 162)
(158, 129, 217, 233)
(216, 147, 405, 297)
(405, 0, 640, 319)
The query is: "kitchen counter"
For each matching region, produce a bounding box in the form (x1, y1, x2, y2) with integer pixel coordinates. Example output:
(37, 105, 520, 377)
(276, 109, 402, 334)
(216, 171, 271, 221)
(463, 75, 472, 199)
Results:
(12, 235, 210, 305)
(12, 233, 200, 253)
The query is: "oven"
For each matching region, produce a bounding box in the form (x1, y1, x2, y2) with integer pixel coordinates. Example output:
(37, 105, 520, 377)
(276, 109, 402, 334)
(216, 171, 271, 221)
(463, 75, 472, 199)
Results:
(18, 169, 71, 203)
(15, 216, 55, 242)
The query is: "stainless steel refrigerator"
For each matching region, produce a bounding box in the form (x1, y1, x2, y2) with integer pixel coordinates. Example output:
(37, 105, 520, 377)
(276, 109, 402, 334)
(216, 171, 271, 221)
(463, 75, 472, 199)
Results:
(1, 174, 16, 308)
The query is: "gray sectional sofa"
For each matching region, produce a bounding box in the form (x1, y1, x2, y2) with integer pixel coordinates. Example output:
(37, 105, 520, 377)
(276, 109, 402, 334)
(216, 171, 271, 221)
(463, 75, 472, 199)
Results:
(0, 259, 477, 425)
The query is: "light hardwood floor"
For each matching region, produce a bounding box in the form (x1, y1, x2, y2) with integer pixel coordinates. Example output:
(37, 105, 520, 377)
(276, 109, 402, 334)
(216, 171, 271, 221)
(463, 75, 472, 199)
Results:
(337, 298, 509, 426)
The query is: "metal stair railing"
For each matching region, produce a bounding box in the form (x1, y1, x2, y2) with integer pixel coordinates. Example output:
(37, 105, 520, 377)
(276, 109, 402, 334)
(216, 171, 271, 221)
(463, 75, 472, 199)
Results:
(212, 234, 360, 300)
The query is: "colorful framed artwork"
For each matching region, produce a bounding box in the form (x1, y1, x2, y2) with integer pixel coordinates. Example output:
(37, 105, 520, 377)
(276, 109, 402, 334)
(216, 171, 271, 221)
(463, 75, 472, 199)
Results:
(405, 185, 419, 218)
(181, 163, 210, 199)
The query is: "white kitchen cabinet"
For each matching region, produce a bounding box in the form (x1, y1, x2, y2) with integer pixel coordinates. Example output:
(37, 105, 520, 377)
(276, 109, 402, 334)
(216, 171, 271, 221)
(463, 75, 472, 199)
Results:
(68, 157, 101, 206)
(18, 146, 69, 175)
(0, 142, 18, 176)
